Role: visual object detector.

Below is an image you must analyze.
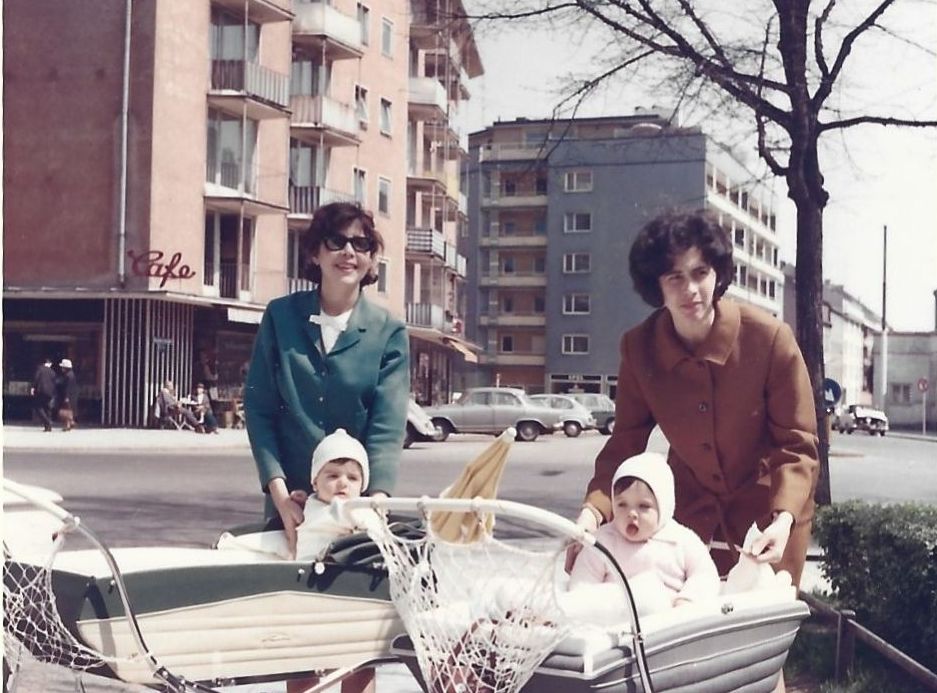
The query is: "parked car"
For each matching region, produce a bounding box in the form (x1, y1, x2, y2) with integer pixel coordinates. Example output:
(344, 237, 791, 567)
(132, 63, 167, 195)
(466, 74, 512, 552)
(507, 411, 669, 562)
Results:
(834, 404, 889, 436)
(567, 392, 616, 435)
(422, 387, 564, 442)
(528, 394, 596, 438)
(404, 398, 442, 448)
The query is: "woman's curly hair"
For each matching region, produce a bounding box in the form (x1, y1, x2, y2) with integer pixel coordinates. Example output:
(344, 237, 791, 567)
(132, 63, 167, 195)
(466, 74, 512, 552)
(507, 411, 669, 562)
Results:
(301, 202, 384, 287)
(628, 209, 734, 307)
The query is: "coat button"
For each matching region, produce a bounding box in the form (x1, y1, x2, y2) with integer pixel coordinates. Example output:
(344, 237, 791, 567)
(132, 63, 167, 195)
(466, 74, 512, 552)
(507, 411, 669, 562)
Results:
(701, 442, 712, 452)
(698, 402, 709, 413)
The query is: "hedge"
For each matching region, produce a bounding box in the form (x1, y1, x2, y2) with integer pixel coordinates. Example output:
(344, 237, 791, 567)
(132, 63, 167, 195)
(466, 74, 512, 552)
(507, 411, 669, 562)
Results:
(813, 501, 937, 672)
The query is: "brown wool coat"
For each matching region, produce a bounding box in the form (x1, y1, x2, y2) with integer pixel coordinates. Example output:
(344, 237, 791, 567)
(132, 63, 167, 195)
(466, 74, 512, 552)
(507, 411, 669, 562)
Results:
(585, 300, 819, 584)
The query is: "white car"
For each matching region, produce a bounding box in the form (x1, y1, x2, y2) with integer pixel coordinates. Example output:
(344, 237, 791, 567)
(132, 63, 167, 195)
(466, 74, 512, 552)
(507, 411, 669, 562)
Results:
(528, 394, 596, 438)
(404, 399, 442, 447)
(422, 387, 564, 442)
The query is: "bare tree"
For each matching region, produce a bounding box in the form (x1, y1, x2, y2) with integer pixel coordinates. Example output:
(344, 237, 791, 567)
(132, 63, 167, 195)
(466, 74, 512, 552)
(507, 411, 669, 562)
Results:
(463, 0, 937, 504)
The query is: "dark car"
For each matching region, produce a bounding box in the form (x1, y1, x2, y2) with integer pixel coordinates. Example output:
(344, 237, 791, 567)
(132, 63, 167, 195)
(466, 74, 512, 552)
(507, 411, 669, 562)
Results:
(567, 393, 616, 435)
(834, 404, 889, 436)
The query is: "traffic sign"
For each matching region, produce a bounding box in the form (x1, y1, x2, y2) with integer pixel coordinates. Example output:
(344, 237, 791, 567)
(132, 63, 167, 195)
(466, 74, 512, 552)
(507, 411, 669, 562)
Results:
(823, 378, 842, 406)
(918, 378, 929, 393)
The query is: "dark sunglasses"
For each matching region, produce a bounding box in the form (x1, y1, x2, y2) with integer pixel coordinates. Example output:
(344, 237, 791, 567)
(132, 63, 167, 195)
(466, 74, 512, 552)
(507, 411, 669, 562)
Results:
(323, 232, 375, 253)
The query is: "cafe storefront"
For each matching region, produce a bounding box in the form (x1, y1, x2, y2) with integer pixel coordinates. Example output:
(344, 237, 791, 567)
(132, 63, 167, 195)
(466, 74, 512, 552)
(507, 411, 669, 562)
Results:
(3, 294, 262, 428)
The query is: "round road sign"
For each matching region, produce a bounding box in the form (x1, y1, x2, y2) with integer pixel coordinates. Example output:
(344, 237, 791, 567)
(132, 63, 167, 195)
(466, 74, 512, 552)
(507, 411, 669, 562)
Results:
(918, 378, 929, 393)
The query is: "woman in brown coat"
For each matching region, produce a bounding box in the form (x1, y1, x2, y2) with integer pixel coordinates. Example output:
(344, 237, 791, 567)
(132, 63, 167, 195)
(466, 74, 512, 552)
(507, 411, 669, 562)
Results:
(573, 209, 819, 591)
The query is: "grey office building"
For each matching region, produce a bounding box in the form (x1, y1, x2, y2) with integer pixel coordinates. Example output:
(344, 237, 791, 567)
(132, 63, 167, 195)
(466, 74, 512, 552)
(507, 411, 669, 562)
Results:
(463, 115, 784, 397)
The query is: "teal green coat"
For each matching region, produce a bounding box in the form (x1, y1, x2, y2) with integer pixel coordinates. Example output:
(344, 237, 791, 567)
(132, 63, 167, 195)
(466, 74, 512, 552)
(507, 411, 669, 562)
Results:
(244, 290, 410, 512)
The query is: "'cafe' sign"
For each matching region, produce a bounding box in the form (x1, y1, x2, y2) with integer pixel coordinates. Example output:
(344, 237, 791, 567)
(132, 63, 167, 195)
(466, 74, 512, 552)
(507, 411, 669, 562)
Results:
(127, 249, 196, 288)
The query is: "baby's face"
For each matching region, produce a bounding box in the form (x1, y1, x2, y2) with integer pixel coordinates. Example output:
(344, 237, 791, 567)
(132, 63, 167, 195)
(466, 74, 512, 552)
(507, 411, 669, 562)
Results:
(611, 479, 660, 543)
(313, 459, 364, 503)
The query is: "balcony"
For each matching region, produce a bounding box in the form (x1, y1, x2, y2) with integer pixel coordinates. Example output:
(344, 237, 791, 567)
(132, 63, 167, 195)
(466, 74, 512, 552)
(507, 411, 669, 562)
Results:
(408, 77, 449, 121)
(480, 193, 549, 209)
(205, 159, 288, 215)
(407, 166, 448, 194)
(478, 142, 546, 162)
(479, 272, 547, 288)
(288, 277, 316, 294)
(292, 2, 363, 60)
(479, 314, 546, 327)
(208, 60, 290, 118)
(212, 0, 292, 23)
(479, 353, 546, 367)
(406, 302, 446, 330)
(479, 233, 547, 248)
(406, 226, 446, 257)
(290, 94, 361, 146)
(289, 185, 356, 217)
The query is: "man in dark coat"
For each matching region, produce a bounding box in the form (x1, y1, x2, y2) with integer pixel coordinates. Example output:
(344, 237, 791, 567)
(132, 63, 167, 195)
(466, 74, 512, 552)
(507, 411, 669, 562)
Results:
(30, 358, 56, 432)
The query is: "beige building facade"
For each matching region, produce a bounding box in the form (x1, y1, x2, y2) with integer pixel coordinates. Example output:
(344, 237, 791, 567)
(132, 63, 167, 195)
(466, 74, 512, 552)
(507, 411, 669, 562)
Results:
(3, 0, 482, 426)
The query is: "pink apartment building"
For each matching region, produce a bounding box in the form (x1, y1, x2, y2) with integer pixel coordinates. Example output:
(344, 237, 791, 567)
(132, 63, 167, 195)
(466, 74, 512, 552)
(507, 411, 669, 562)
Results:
(3, 0, 482, 426)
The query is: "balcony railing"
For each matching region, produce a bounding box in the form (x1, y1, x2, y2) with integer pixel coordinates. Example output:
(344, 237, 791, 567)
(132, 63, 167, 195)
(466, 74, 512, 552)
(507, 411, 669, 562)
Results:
(289, 185, 355, 216)
(478, 142, 546, 162)
(219, 262, 239, 299)
(206, 157, 256, 195)
(406, 227, 446, 256)
(290, 94, 360, 138)
(406, 302, 446, 330)
(288, 277, 316, 294)
(210, 60, 290, 109)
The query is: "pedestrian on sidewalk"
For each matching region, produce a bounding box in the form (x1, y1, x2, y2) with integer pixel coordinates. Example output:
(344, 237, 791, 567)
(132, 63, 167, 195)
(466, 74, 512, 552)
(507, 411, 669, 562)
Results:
(56, 359, 79, 432)
(30, 357, 57, 432)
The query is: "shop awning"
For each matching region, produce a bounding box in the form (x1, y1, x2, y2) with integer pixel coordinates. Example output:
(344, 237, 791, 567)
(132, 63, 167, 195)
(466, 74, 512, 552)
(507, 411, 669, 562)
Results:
(408, 325, 481, 363)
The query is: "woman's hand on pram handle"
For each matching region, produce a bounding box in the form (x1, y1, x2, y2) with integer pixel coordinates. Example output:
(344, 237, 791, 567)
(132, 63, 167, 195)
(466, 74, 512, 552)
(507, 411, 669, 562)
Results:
(565, 506, 600, 573)
(749, 511, 794, 564)
(270, 478, 306, 560)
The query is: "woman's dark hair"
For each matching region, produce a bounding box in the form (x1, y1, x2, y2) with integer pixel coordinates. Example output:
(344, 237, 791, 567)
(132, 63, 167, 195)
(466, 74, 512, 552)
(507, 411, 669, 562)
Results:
(301, 202, 384, 287)
(628, 209, 734, 307)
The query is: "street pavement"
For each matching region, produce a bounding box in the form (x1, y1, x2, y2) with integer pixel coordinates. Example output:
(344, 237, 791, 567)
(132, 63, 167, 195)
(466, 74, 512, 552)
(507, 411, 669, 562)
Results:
(4, 421, 935, 692)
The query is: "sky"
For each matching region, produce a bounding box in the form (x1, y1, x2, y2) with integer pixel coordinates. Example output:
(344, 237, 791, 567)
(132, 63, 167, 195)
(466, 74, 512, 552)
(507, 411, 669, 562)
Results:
(460, 4, 937, 332)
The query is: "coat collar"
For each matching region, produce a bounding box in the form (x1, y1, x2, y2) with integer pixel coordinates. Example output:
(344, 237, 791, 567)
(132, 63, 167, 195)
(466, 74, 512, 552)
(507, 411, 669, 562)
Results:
(654, 299, 741, 371)
(300, 289, 369, 356)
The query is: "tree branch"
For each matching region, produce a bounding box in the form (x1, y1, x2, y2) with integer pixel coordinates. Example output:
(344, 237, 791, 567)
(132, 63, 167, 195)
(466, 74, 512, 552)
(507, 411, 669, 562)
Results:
(814, 0, 897, 109)
(813, 0, 837, 81)
(820, 115, 937, 131)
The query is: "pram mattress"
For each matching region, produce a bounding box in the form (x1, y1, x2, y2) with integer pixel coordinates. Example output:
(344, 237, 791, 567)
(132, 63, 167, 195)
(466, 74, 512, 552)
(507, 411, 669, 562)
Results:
(392, 589, 810, 693)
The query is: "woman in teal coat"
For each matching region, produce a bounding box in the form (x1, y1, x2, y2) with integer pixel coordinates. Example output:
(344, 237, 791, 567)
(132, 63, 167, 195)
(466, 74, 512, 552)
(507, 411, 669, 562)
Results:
(244, 202, 410, 558)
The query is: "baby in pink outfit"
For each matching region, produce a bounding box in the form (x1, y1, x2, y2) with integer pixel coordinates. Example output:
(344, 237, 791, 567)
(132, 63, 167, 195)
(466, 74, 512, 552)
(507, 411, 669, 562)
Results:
(570, 452, 720, 613)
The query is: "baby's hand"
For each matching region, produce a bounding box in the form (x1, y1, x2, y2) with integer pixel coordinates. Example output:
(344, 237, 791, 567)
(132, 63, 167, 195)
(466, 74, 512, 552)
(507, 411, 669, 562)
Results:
(289, 489, 309, 507)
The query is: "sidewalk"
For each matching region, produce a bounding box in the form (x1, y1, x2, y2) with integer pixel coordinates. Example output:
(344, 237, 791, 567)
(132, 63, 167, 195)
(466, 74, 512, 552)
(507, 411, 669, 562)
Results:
(1, 423, 251, 452)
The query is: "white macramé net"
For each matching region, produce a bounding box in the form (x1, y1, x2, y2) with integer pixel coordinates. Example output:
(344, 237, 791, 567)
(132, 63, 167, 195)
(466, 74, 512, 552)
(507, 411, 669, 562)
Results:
(369, 515, 572, 693)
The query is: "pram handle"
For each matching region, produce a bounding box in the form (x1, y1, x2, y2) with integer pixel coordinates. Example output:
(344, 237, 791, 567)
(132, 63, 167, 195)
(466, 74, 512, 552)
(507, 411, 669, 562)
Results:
(338, 495, 598, 547)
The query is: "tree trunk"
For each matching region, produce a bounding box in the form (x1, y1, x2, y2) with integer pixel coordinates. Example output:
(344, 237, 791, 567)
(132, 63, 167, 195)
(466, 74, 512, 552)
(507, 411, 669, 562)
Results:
(793, 198, 832, 506)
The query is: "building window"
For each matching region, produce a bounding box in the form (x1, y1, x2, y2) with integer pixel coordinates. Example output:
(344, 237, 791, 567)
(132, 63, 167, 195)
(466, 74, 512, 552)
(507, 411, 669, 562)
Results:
(206, 108, 257, 192)
(357, 3, 370, 45)
(210, 8, 258, 61)
(504, 179, 516, 196)
(534, 256, 546, 273)
(379, 98, 392, 135)
(564, 170, 593, 192)
(353, 168, 367, 204)
(381, 17, 393, 56)
(376, 258, 388, 293)
(378, 177, 391, 215)
(501, 296, 514, 312)
(501, 335, 514, 352)
(563, 253, 591, 273)
(562, 334, 589, 354)
(534, 295, 545, 313)
(355, 85, 369, 127)
(534, 217, 547, 234)
(503, 221, 516, 235)
(564, 212, 592, 233)
(563, 294, 590, 314)
(501, 256, 515, 273)
(287, 229, 301, 280)
(536, 177, 547, 194)
(734, 226, 745, 248)
(204, 212, 253, 299)
(892, 383, 912, 404)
